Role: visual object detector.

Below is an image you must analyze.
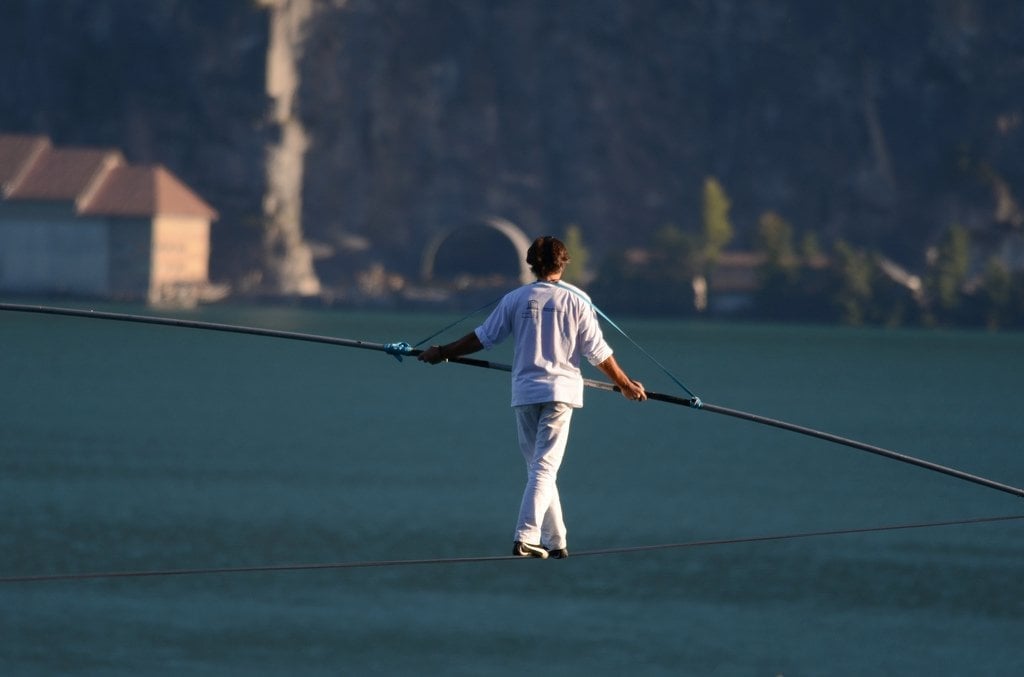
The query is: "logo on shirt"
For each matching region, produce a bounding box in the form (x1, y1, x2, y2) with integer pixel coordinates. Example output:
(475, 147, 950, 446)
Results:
(523, 299, 539, 320)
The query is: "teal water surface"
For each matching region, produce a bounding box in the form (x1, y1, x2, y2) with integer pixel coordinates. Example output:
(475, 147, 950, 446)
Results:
(2, 305, 1022, 675)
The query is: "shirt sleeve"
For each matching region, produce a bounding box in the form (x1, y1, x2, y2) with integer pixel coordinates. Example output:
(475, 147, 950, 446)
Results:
(474, 293, 514, 350)
(576, 300, 613, 366)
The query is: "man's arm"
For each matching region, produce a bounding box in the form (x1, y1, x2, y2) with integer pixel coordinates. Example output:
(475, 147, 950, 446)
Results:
(417, 331, 484, 365)
(596, 355, 647, 401)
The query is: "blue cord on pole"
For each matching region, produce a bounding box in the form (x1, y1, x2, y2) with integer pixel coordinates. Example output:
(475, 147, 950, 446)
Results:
(555, 282, 702, 403)
(385, 296, 503, 361)
(383, 342, 414, 361)
(388, 283, 701, 404)
(411, 296, 503, 349)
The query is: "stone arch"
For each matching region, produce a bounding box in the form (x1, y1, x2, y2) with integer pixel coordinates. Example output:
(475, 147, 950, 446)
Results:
(421, 216, 533, 285)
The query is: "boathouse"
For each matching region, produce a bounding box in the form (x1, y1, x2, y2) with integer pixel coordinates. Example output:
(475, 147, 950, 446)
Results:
(0, 133, 219, 306)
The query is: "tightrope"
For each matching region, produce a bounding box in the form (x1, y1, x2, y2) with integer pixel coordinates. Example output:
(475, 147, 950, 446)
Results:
(3, 514, 1021, 584)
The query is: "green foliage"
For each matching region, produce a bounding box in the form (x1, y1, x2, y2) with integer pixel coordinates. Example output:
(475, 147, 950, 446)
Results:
(652, 223, 699, 282)
(590, 223, 700, 316)
(757, 211, 798, 272)
(800, 231, 824, 263)
(751, 211, 817, 319)
(980, 257, 1012, 330)
(937, 225, 970, 310)
(588, 189, 1019, 330)
(832, 240, 873, 326)
(561, 223, 591, 284)
(1013, 271, 1024, 329)
(756, 211, 799, 288)
(924, 224, 971, 324)
(701, 177, 734, 267)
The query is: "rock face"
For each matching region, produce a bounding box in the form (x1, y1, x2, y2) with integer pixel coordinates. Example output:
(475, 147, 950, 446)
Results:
(261, 0, 320, 296)
(1, 1, 1021, 294)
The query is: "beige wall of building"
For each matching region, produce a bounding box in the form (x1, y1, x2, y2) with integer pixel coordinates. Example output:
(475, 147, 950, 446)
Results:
(148, 215, 211, 303)
(1, 133, 218, 306)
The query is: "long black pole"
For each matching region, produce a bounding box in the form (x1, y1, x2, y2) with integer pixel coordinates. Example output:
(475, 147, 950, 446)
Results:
(3, 302, 1022, 499)
(0, 302, 399, 353)
(697, 401, 1024, 498)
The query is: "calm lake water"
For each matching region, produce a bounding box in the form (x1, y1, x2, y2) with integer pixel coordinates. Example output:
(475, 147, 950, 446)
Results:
(2, 303, 1022, 675)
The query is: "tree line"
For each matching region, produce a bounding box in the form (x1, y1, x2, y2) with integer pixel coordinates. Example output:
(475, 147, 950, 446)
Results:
(568, 178, 1024, 330)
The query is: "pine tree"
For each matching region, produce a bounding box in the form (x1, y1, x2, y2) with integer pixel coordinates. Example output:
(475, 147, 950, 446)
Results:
(926, 224, 970, 323)
(702, 176, 734, 267)
(561, 224, 591, 285)
(833, 240, 874, 326)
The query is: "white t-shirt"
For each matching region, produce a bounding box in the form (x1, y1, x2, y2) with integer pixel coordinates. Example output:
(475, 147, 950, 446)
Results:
(474, 281, 613, 407)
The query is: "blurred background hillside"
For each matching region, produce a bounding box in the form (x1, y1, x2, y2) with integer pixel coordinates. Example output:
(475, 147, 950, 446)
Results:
(1, 0, 1022, 326)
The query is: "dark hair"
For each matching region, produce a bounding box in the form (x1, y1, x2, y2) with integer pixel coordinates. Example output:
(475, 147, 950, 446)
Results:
(526, 236, 570, 278)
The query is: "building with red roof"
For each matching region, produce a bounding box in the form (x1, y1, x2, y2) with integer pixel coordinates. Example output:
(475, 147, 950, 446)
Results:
(0, 133, 221, 306)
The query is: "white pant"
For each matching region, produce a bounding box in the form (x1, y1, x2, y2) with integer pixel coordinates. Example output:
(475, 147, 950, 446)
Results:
(513, 402, 574, 549)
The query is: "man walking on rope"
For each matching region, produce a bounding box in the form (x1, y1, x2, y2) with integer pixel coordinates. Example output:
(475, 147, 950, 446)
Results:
(419, 235, 646, 559)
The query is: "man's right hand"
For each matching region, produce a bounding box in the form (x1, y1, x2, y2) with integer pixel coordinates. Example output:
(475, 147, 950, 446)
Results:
(621, 379, 647, 402)
(417, 345, 446, 364)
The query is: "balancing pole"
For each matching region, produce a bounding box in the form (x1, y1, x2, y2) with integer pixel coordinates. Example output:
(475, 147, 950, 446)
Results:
(3, 302, 1022, 499)
(584, 380, 1024, 499)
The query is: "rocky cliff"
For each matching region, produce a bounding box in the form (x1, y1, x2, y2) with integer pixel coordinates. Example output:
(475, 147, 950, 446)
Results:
(1, 0, 1021, 296)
